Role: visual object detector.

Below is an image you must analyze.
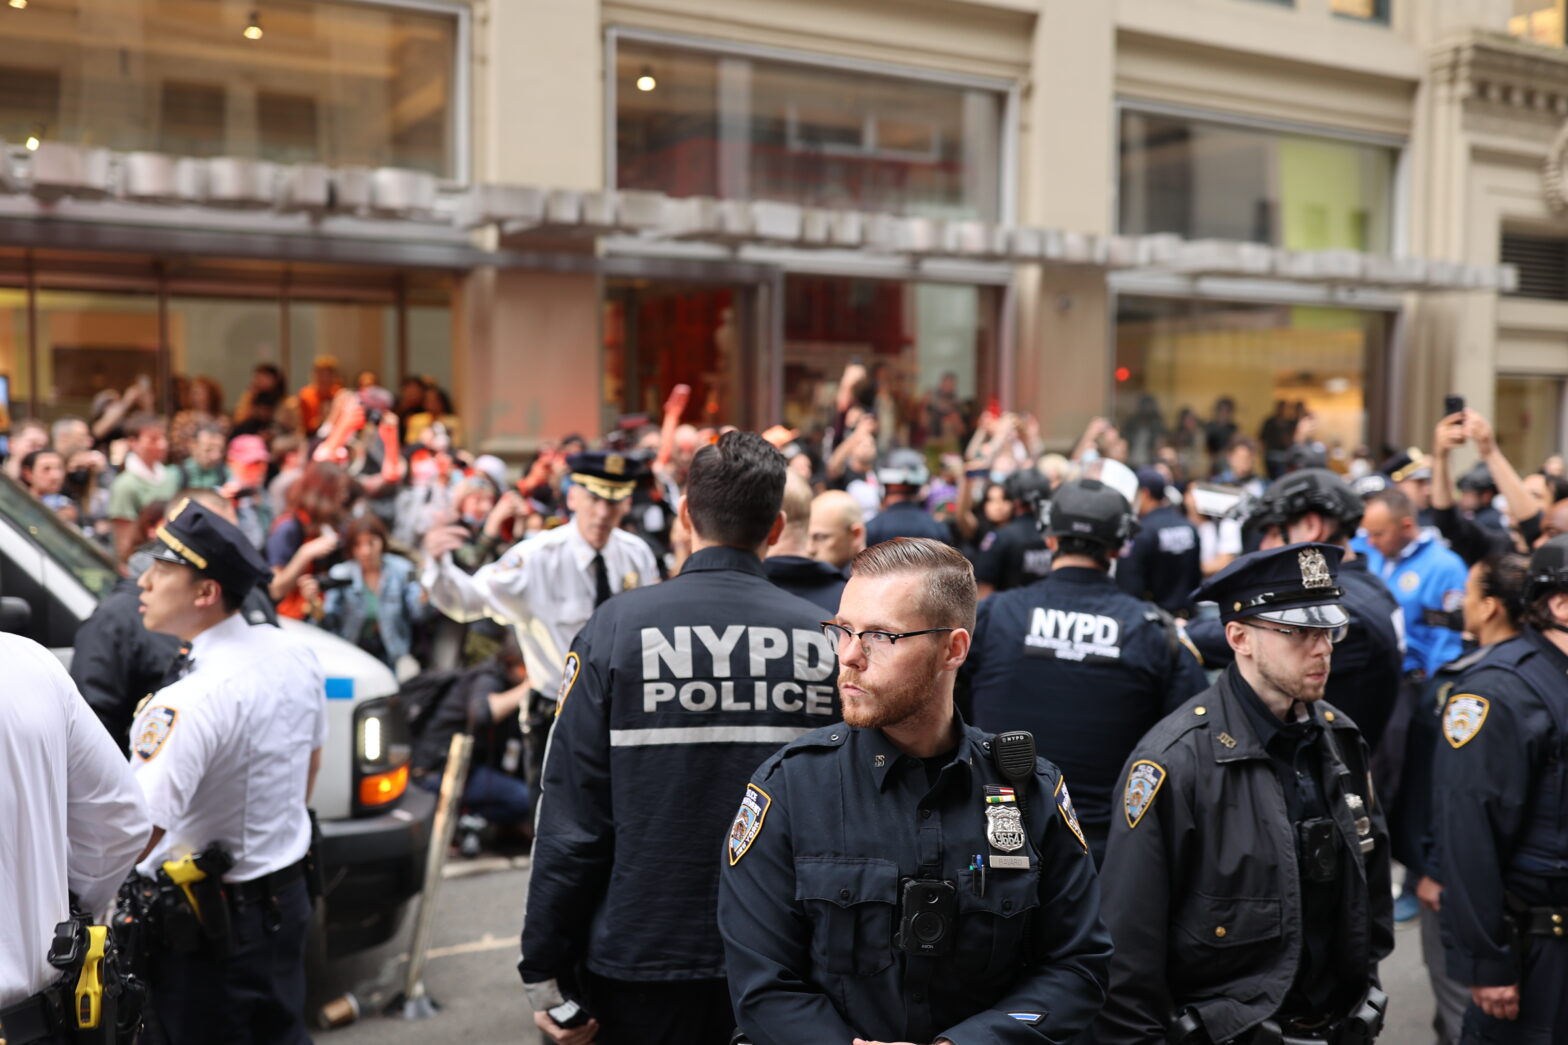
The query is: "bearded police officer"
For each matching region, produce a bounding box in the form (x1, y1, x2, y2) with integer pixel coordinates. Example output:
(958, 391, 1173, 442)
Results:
(719, 537, 1111, 1045)
(1094, 544, 1393, 1045)
(963, 478, 1207, 863)
(1432, 534, 1568, 1044)
(520, 432, 840, 1045)
(129, 499, 327, 1044)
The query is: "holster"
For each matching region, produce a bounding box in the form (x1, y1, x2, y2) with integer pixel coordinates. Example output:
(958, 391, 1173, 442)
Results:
(157, 843, 236, 957)
(303, 810, 326, 902)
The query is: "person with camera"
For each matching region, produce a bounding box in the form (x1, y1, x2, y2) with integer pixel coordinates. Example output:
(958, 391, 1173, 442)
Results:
(718, 536, 1112, 1045)
(1431, 534, 1568, 1044)
(1093, 543, 1394, 1045)
(128, 499, 326, 1044)
(962, 478, 1207, 865)
(520, 433, 839, 1045)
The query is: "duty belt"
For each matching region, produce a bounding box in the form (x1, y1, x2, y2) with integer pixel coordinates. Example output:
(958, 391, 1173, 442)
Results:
(226, 858, 306, 907)
(1510, 903, 1568, 938)
(0, 990, 65, 1044)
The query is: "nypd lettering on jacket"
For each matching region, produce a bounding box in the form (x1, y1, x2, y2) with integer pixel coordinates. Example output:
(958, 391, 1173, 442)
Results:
(1026, 608, 1123, 663)
(640, 626, 837, 716)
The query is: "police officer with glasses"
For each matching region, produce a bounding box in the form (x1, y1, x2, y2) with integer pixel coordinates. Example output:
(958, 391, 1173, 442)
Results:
(1093, 543, 1393, 1045)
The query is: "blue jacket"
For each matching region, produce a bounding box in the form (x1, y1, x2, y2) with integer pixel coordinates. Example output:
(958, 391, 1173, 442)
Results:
(322, 554, 425, 665)
(1362, 532, 1467, 676)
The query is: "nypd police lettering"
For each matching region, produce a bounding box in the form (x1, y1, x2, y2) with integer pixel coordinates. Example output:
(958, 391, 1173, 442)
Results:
(1025, 608, 1123, 663)
(640, 626, 836, 715)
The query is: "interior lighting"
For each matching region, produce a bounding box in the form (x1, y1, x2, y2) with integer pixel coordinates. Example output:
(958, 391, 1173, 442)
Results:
(24, 134, 40, 151)
(243, 9, 263, 39)
(9, 1, 28, 11)
(636, 66, 657, 92)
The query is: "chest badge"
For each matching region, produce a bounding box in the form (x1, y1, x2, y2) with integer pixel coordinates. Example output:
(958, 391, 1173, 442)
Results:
(134, 706, 178, 762)
(1399, 572, 1420, 593)
(1442, 694, 1490, 749)
(986, 804, 1026, 853)
(1124, 759, 1167, 829)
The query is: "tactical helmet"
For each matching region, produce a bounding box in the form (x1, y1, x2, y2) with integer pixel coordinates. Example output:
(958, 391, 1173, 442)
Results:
(1039, 478, 1138, 547)
(1252, 468, 1364, 535)
(1526, 534, 1568, 603)
(1003, 469, 1053, 507)
(875, 448, 930, 488)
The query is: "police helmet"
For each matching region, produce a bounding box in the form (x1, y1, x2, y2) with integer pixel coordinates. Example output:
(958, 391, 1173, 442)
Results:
(876, 448, 929, 488)
(1351, 472, 1391, 498)
(1003, 469, 1053, 508)
(1039, 478, 1138, 547)
(1526, 534, 1568, 604)
(1252, 468, 1364, 534)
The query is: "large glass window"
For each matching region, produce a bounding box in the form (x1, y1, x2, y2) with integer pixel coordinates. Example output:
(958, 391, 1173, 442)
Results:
(1119, 111, 1396, 252)
(1510, 1, 1565, 46)
(1495, 375, 1564, 472)
(0, 0, 462, 178)
(1114, 295, 1389, 477)
(616, 39, 1005, 220)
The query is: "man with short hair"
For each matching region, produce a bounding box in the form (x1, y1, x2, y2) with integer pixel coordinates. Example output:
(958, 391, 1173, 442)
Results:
(807, 490, 865, 570)
(21, 449, 70, 514)
(1361, 489, 1468, 681)
(108, 414, 182, 563)
(178, 425, 229, 490)
(49, 415, 92, 462)
(763, 471, 847, 611)
(719, 536, 1112, 1044)
(521, 432, 838, 1045)
(4, 418, 49, 482)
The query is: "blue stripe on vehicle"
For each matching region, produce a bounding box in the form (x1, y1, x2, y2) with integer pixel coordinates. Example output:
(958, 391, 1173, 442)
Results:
(324, 677, 355, 701)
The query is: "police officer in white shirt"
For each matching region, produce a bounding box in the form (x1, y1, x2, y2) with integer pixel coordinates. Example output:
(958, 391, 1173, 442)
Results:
(422, 450, 659, 773)
(0, 636, 150, 1045)
(129, 499, 327, 1045)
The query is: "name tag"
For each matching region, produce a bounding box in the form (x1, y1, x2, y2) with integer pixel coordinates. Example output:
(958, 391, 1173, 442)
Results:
(988, 855, 1030, 870)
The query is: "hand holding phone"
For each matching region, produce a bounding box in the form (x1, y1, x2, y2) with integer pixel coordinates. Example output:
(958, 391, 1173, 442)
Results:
(1443, 394, 1465, 420)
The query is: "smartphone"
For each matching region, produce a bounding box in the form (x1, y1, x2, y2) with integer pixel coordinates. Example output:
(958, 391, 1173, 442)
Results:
(1444, 394, 1465, 418)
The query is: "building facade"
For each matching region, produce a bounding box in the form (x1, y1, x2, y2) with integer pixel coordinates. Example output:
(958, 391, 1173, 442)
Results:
(1, 0, 1564, 471)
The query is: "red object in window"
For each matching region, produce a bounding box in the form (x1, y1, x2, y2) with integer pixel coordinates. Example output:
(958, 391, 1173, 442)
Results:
(1115, 367, 1131, 382)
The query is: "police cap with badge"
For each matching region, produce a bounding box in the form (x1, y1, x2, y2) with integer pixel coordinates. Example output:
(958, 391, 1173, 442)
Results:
(1038, 478, 1138, 547)
(151, 498, 271, 598)
(568, 449, 646, 502)
(1192, 542, 1350, 636)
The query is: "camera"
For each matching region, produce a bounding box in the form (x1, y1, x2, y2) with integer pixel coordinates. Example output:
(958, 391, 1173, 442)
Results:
(1296, 818, 1340, 883)
(896, 878, 956, 957)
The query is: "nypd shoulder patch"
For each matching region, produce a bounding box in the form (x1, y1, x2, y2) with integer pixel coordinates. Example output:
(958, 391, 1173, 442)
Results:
(1124, 759, 1166, 829)
(1055, 777, 1088, 853)
(554, 653, 581, 718)
(1442, 694, 1490, 749)
(727, 783, 772, 866)
(134, 706, 178, 762)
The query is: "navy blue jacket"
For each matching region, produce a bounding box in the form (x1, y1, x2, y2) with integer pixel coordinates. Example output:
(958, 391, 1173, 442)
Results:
(1116, 505, 1202, 614)
(962, 566, 1208, 861)
(760, 555, 847, 614)
(975, 515, 1053, 592)
(865, 500, 952, 547)
(718, 719, 1112, 1044)
(518, 546, 840, 985)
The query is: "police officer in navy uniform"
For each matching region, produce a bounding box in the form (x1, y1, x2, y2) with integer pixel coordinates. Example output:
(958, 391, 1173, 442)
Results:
(719, 537, 1111, 1045)
(1432, 534, 1568, 1044)
(1093, 544, 1393, 1045)
(963, 478, 1207, 864)
(129, 499, 327, 1044)
(1117, 468, 1202, 615)
(974, 469, 1054, 598)
(864, 448, 951, 546)
(520, 432, 840, 1045)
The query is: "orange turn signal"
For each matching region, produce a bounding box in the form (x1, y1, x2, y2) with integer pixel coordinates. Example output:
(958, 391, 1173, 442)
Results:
(359, 764, 408, 807)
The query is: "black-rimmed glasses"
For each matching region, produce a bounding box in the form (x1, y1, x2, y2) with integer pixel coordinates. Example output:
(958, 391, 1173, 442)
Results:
(820, 621, 955, 655)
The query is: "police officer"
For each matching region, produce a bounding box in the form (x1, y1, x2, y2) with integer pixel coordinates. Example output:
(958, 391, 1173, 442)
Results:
(520, 432, 840, 1045)
(0, 638, 149, 1045)
(963, 478, 1207, 863)
(1432, 535, 1568, 1044)
(130, 500, 326, 1044)
(718, 537, 1111, 1044)
(423, 450, 660, 783)
(1094, 544, 1394, 1045)
(864, 448, 951, 546)
(974, 469, 1054, 597)
(1117, 468, 1201, 614)
(762, 471, 848, 612)
(1188, 469, 1406, 750)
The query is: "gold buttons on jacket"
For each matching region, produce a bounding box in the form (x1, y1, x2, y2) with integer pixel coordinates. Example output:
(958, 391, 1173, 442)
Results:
(1324, 711, 1336, 722)
(1214, 926, 1227, 938)
(1194, 706, 1207, 716)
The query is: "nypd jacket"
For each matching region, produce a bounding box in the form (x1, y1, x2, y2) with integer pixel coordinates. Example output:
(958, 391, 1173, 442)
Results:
(718, 720, 1112, 1045)
(1116, 506, 1202, 615)
(518, 546, 839, 986)
(1093, 668, 1393, 1045)
(962, 566, 1208, 859)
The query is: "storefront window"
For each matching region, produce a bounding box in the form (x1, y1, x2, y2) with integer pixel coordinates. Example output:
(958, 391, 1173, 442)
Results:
(603, 282, 753, 429)
(31, 290, 161, 422)
(1510, 1, 1565, 46)
(168, 298, 282, 422)
(1331, 0, 1389, 22)
(1495, 375, 1564, 472)
(616, 38, 1005, 220)
(1119, 111, 1396, 252)
(0, 0, 462, 177)
(1114, 295, 1388, 477)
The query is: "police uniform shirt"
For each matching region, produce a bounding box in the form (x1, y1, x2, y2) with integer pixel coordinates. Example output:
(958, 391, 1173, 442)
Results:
(422, 521, 658, 696)
(1362, 531, 1467, 677)
(863, 500, 952, 547)
(1, 636, 150, 1006)
(974, 515, 1052, 592)
(130, 613, 327, 882)
(1116, 505, 1202, 614)
(717, 720, 1112, 1045)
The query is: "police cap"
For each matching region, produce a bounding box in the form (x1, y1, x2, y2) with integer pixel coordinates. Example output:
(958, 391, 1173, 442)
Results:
(1040, 478, 1137, 547)
(1191, 542, 1349, 629)
(151, 498, 272, 598)
(1526, 534, 1568, 603)
(876, 448, 929, 488)
(1380, 447, 1431, 484)
(568, 450, 645, 502)
(1254, 468, 1364, 532)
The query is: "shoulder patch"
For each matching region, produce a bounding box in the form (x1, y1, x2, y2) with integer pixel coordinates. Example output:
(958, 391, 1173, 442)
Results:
(727, 783, 772, 866)
(1124, 759, 1166, 829)
(1054, 777, 1088, 853)
(1442, 694, 1490, 749)
(133, 706, 178, 761)
(553, 653, 581, 717)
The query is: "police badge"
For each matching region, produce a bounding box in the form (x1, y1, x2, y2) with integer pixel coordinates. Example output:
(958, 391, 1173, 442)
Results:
(1124, 759, 1166, 829)
(986, 804, 1026, 853)
(727, 783, 772, 865)
(134, 706, 178, 762)
(1442, 694, 1490, 749)
(1298, 547, 1333, 589)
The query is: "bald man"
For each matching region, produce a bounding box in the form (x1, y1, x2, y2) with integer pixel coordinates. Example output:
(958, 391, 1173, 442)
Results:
(807, 490, 865, 572)
(762, 473, 848, 612)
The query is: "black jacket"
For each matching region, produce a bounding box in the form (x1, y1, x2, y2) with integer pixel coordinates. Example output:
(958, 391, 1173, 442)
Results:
(975, 515, 1052, 592)
(864, 501, 951, 547)
(1093, 667, 1393, 1045)
(1116, 506, 1201, 614)
(760, 555, 846, 613)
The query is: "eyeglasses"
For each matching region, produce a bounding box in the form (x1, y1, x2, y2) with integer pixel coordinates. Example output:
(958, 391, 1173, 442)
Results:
(1240, 621, 1347, 646)
(820, 621, 954, 655)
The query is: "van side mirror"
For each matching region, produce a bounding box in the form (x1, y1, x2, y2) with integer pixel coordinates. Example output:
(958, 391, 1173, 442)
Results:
(0, 596, 31, 635)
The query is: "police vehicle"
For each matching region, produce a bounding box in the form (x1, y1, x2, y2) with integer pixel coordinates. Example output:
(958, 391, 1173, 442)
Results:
(0, 473, 434, 958)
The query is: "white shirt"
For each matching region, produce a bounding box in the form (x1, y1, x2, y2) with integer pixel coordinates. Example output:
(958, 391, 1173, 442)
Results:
(1, 636, 150, 1006)
(130, 613, 327, 882)
(422, 522, 659, 695)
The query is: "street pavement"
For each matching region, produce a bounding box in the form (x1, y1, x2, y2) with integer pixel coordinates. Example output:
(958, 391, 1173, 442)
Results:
(314, 856, 1445, 1045)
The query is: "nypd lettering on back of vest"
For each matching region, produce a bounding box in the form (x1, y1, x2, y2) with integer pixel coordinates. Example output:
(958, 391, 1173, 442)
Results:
(1024, 608, 1123, 663)
(639, 625, 837, 716)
